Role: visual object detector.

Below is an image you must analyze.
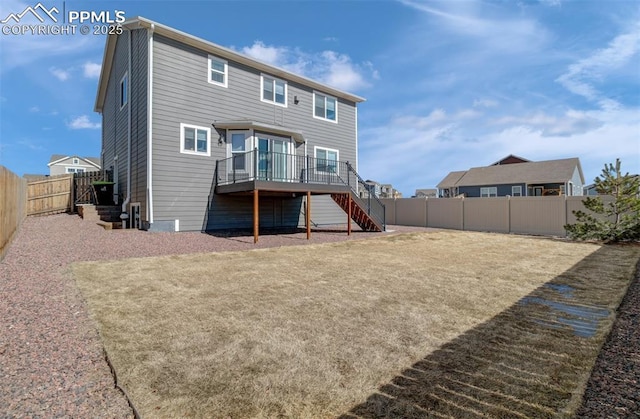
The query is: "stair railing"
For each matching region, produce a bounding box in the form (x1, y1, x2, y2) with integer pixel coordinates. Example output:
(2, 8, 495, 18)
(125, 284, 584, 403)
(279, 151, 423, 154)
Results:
(344, 162, 386, 231)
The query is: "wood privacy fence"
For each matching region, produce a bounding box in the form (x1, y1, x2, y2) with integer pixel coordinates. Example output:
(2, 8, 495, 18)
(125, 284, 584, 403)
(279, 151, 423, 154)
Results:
(1, 166, 27, 261)
(27, 173, 74, 216)
(381, 196, 612, 237)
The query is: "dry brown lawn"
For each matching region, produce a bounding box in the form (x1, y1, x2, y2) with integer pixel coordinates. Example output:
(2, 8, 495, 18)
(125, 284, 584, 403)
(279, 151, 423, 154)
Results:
(72, 231, 640, 418)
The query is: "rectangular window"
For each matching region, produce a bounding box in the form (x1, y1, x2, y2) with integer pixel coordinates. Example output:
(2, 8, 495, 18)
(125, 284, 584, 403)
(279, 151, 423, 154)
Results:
(261, 75, 287, 106)
(208, 56, 228, 87)
(231, 132, 247, 171)
(315, 147, 338, 174)
(512, 185, 522, 196)
(66, 167, 85, 173)
(480, 187, 497, 197)
(120, 72, 128, 109)
(72, 158, 79, 165)
(180, 123, 211, 156)
(314, 92, 337, 122)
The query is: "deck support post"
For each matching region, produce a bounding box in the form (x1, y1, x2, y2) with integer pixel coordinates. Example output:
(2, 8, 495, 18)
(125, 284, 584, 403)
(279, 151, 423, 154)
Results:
(253, 189, 259, 243)
(347, 192, 352, 236)
(306, 191, 311, 240)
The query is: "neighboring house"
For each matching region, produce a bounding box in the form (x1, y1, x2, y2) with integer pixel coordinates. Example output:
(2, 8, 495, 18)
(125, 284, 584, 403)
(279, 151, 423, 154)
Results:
(48, 155, 101, 176)
(437, 156, 585, 198)
(583, 184, 598, 196)
(361, 180, 382, 199)
(94, 17, 383, 234)
(380, 184, 402, 198)
(414, 189, 437, 198)
(360, 181, 401, 199)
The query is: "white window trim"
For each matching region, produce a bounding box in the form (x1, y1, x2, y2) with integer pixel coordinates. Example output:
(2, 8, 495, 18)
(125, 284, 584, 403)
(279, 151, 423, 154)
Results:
(313, 91, 338, 123)
(512, 185, 522, 196)
(180, 123, 211, 157)
(119, 72, 128, 110)
(480, 186, 497, 198)
(314, 146, 339, 175)
(260, 74, 287, 107)
(227, 130, 252, 172)
(208, 55, 228, 87)
(66, 167, 85, 173)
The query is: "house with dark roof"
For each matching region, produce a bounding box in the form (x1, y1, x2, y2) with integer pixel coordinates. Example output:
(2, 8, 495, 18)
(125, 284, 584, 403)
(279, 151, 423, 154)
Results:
(437, 156, 585, 198)
(48, 155, 101, 176)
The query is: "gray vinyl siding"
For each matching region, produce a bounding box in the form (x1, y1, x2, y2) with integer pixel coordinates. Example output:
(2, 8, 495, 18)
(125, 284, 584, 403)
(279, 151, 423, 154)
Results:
(100, 29, 148, 222)
(101, 31, 129, 206)
(459, 184, 525, 198)
(569, 166, 583, 196)
(150, 34, 357, 231)
(49, 157, 99, 175)
(130, 29, 148, 219)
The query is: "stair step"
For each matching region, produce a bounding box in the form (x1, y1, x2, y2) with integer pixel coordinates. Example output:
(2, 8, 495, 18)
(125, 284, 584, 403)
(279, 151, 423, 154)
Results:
(331, 192, 382, 232)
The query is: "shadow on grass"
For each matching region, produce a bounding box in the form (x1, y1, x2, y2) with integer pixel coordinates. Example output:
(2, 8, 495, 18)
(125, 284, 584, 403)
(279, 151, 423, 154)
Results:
(340, 245, 637, 419)
(203, 225, 369, 242)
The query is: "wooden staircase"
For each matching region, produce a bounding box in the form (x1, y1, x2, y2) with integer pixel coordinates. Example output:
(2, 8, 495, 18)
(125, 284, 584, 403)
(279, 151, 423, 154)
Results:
(78, 204, 123, 230)
(331, 191, 383, 232)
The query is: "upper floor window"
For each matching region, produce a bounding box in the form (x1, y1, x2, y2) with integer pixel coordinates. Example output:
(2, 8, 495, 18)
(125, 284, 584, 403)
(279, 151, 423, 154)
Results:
(72, 158, 79, 165)
(180, 123, 211, 157)
(261, 75, 287, 106)
(208, 56, 228, 87)
(66, 167, 85, 173)
(120, 72, 128, 109)
(314, 92, 337, 122)
(315, 146, 338, 174)
(480, 187, 497, 197)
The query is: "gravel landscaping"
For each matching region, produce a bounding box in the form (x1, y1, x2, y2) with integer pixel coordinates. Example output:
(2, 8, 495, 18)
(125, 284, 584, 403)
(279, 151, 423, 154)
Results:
(1, 213, 638, 418)
(0, 214, 405, 418)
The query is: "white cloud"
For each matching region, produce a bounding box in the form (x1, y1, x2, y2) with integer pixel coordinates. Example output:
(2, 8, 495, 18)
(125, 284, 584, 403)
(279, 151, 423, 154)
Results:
(0, 0, 100, 75)
(492, 110, 603, 137)
(239, 40, 375, 91)
(359, 104, 639, 195)
(473, 98, 498, 108)
(29, 106, 39, 113)
(67, 115, 100, 130)
(400, 0, 549, 52)
(50, 67, 70, 81)
(556, 23, 640, 109)
(83, 62, 101, 79)
(241, 41, 287, 65)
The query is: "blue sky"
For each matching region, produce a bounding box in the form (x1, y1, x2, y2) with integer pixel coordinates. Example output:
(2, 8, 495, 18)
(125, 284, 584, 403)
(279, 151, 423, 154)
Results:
(0, 0, 638, 196)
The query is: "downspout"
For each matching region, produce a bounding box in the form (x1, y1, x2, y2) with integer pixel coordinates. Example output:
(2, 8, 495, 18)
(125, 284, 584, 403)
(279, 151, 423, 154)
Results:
(147, 23, 155, 225)
(121, 27, 132, 225)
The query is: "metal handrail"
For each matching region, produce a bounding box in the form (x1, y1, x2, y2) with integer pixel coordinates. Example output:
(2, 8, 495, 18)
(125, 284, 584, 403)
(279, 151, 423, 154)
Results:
(215, 151, 385, 230)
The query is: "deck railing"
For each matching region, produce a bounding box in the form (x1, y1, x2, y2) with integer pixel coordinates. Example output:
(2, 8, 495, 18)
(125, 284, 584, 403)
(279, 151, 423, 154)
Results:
(216, 149, 352, 187)
(215, 150, 385, 230)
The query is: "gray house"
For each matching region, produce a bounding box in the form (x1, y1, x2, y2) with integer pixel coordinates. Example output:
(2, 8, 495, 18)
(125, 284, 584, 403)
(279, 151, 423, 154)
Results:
(437, 156, 585, 198)
(48, 155, 101, 176)
(94, 17, 383, 237)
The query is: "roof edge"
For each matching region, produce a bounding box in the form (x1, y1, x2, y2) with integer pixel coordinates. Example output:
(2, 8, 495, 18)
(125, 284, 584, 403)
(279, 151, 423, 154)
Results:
(94, 16, 366, 113)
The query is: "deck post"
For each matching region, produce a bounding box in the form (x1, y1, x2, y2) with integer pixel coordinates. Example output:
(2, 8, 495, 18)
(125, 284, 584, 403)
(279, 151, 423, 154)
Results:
(347, 192, 352, 236)
(306, 191, 311, 240)
(253, 189, 259, 243)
